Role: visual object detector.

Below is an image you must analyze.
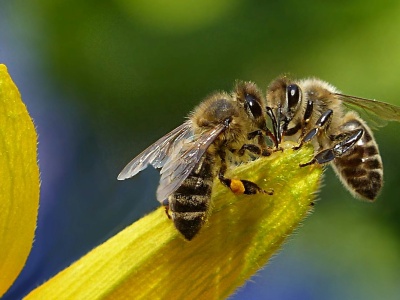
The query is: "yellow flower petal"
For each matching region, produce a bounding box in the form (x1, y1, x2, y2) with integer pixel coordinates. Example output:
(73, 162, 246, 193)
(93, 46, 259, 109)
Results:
(0, 64, 40, 296)
(26, 143, 321, 299)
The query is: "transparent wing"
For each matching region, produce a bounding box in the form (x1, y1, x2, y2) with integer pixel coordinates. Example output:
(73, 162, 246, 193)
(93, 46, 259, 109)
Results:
(156, 123, 227, 202)
(117, 121, 193, 180)
(336, 93, 400, 128)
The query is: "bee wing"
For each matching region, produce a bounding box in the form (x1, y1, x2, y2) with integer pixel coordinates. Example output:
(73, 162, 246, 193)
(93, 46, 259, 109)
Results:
(156, 123, 227, 202)
(337, 93, 400, 128)
(117, 121, 193, 180)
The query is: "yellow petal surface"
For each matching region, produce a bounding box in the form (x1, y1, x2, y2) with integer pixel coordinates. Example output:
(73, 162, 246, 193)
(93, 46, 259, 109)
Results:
(26, 143, 321, 300)
(0, 64, 40, 296)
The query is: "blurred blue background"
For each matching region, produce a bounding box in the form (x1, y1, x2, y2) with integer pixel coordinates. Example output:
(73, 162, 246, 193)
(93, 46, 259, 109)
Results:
(1, 1, 400, 299)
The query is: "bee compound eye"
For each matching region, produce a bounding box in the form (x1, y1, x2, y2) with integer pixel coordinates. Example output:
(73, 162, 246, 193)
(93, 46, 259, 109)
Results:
(245, 94, 263, 118)
(287, 84, 300, 109)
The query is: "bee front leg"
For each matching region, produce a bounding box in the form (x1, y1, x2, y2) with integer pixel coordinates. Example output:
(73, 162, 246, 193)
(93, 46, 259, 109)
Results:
(300, 128, 363, 167)
(300, 99, 314, 138)
(217, 150, 273, 195)
(248, 127, 278, 149)
(285, 100, 314, 139)
(237, 143, 272, 157)
(293, 109, 333, 150)
(239, 129, 276, 156)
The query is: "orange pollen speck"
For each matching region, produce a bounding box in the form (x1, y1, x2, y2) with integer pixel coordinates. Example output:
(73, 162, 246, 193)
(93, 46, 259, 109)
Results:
(230, 179, 245, 195)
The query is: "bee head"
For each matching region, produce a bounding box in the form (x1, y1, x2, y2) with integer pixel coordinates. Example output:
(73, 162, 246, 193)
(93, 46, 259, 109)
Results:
(234, 81, 266, 129)
(266, 77, 302, 143)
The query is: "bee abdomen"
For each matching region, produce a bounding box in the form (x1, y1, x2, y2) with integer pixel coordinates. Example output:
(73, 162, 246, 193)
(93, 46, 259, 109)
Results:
(169, 156, 215, 240)
(170, 181, 212, 240)
(171, 211, 207, 241)
(333, 118, 383, 201)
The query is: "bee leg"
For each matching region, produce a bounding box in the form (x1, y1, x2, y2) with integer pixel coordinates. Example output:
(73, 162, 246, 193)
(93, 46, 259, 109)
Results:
(232, 131, 273, 157)
(300, 128, 363, 167)
(247, 130, 262, 140)
(219, 174, 273, 195)
(162, 199, 172, 219)
(238, 144, 260, 155)
(247, 130, 275, 155)
(218, 151, 273, 195)
(284, 123, 302, 137)
(285, 100, 314, 139)
(300, 100, 314, 138)
(237, 143, 272, 157)
(293, 109, 333, 150)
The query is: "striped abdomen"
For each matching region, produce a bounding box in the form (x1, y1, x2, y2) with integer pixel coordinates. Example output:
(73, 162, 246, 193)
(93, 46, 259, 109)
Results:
(332, 116, 383, 201)
(169, 153, 216, 240)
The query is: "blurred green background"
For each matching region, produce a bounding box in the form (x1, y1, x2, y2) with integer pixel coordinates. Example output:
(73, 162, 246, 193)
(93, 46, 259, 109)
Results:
(1, 0, 400, 299)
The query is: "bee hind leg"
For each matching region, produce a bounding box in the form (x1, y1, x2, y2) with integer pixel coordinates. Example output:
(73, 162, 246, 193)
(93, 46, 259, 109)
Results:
(300, 128, 363, 167)
(218, 150, 273, 195)
(218, 174, 273, 195)
(162, 199, 172, 219)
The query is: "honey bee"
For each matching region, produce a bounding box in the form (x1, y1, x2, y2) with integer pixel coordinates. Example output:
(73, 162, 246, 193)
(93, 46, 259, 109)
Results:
(118, 81, 274, 240)
(266, 76, 400, 201)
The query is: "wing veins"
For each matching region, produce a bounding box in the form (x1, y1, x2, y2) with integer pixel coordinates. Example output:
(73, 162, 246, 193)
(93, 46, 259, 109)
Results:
(335, 93, 400, 125)
(117, 121, 192, 180)
(156, 124, 227, 202)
